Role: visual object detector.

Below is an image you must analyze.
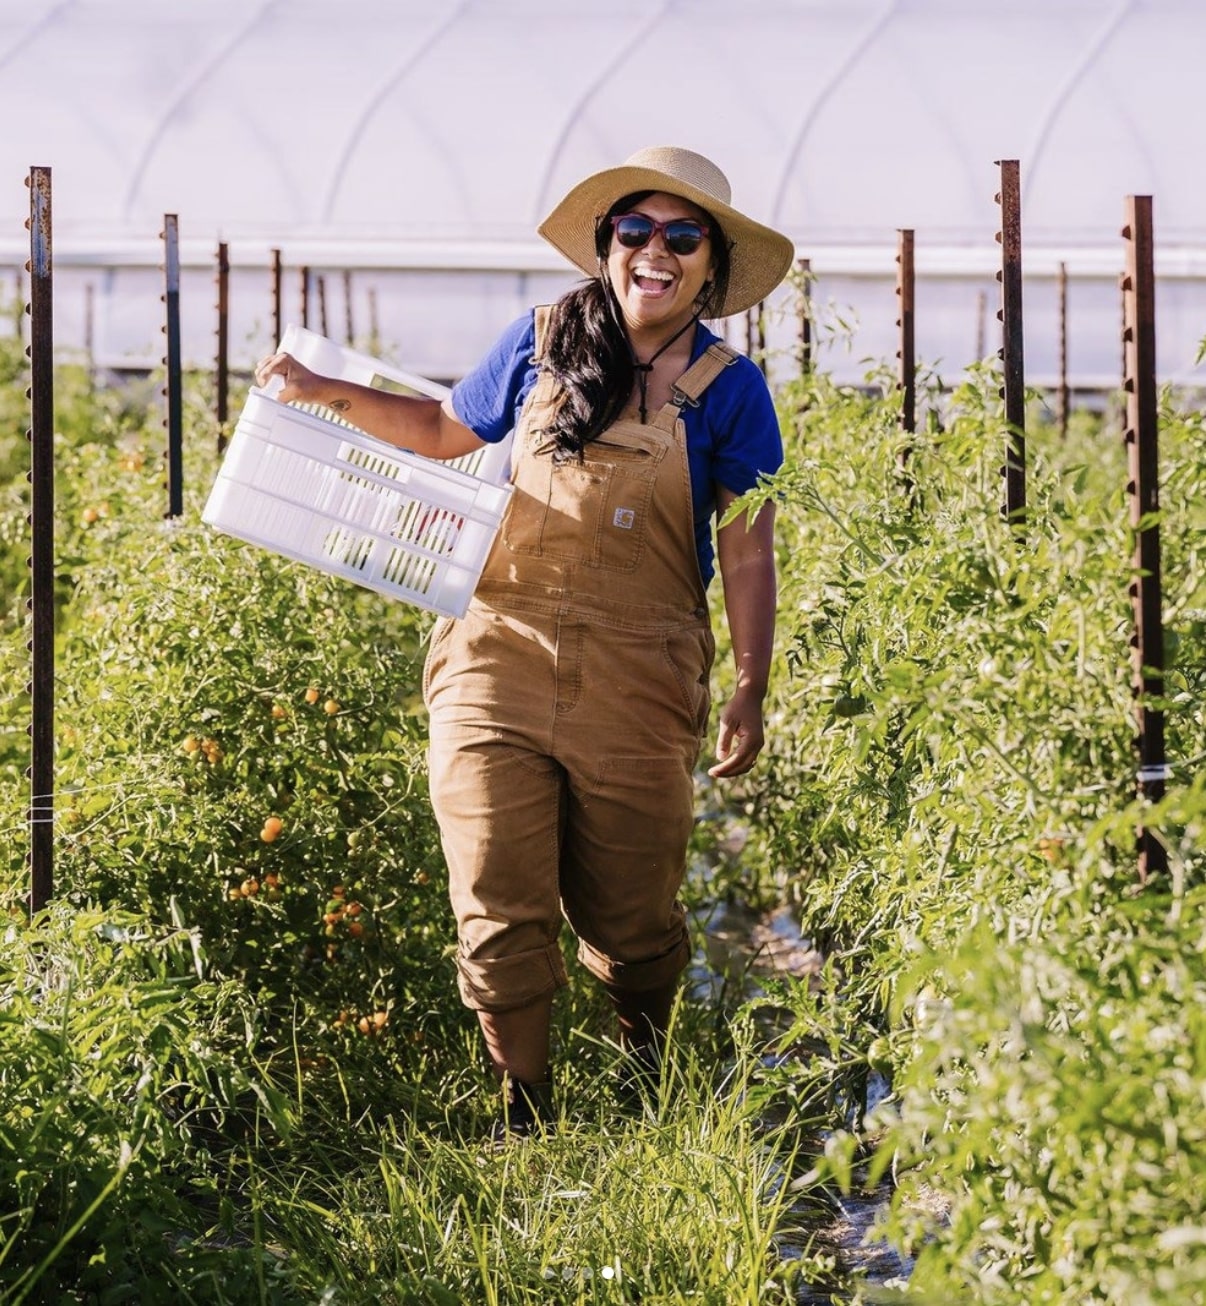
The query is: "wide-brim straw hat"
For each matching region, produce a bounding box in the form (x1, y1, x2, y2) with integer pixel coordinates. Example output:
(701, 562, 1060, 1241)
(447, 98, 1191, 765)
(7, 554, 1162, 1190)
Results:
(537, 145, 796, 319)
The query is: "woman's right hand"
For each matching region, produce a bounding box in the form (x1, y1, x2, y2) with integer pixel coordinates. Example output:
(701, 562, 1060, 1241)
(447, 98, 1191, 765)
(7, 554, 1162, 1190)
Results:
(253, 351, 323, 404)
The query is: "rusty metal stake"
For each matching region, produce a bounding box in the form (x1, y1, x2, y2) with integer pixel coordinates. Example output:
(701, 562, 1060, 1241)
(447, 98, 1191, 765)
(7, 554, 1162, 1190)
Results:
(896, 230, 917, 500)
(1119, 271, 1129, 440)
(216, 241, 229, 452)
(162, 215, 183, 518)
(744, 304, 767, 376)
(83, 281, 95, 393)
(26, 166, 54, 914)
(995, 160, 1025, 527)
(896, 230, 916, 431)
(1057, 261, 1069, 439)
(271, 247, 283, 346)
(1122, 195, 1167, 882)
(797, 256, 812, 379)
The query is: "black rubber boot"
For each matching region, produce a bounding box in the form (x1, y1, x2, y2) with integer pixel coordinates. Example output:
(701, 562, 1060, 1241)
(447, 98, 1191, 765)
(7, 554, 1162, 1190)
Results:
(609, 982, 676, 1107)
(489, 1074, 553, 1147)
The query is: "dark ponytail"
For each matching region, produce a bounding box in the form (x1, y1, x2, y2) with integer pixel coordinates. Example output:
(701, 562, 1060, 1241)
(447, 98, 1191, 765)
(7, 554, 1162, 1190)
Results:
(540, 278, 632, 462)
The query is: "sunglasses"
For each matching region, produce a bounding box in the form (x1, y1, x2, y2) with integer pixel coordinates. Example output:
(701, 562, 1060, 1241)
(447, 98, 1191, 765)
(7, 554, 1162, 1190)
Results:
(608, 213, 710, 256)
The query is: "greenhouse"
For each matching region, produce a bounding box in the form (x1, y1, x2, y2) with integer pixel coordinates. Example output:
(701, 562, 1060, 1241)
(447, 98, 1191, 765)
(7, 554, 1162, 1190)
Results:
(3, 0, 1205, 389)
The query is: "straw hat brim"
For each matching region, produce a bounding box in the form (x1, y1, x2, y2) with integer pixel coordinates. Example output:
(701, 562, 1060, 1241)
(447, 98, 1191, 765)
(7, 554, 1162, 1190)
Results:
(537, 162, 796, 319)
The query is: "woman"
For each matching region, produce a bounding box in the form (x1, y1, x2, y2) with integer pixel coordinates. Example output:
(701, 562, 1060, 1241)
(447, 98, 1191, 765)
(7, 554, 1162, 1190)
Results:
(255, 145, 794, 1140)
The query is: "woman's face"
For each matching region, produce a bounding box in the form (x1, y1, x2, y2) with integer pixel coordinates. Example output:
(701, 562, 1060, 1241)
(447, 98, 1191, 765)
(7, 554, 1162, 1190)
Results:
(605, 191, 716, 337)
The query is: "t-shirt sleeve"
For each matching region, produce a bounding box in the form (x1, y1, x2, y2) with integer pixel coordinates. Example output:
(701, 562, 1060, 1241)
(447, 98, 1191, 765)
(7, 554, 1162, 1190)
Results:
(709, 355, 784, 497)
(449, 311, 537, 445)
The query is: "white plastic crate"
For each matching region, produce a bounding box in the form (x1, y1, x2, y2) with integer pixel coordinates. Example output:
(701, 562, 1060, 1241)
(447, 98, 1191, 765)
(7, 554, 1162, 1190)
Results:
(203, 325, 513, 618)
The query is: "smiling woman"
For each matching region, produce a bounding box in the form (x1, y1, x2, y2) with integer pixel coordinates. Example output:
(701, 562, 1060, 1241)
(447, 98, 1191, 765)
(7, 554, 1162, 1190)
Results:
(602, 192, 717, 418)
(254, 144, 795, 1144)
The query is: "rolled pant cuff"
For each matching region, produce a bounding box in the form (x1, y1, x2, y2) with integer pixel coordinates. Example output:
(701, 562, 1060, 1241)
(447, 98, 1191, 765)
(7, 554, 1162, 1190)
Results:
(577, 933, 690, 993)
(456, 942, 569, 1012)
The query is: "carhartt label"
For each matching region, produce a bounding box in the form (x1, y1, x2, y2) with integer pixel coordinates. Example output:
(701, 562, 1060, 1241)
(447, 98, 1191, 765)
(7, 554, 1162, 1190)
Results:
(613, 508, 635, 530)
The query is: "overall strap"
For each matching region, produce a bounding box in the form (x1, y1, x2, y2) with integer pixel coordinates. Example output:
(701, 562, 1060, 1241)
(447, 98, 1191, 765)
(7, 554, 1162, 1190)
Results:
(519, 305, 559, 443)
(670, 341, 740, 409)
(531, 304, 554, 362)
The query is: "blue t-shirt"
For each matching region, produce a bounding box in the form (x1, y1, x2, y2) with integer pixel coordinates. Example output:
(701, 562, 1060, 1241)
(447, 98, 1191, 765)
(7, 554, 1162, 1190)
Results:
(450, 310, 782, 585)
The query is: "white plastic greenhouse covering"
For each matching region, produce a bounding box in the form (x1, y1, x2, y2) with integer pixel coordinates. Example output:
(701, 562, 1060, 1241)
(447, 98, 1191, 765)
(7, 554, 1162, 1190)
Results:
(3, 0, 1204, 390)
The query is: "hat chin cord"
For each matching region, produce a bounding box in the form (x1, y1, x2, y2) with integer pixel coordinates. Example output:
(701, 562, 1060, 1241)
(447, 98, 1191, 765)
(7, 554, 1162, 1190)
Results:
(628, 312, 701, 423)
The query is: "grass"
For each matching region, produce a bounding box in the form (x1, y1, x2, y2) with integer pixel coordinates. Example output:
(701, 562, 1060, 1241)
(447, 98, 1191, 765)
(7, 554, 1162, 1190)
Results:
(0, 899, 843, 1305)
(261, 1033, 819, 1304)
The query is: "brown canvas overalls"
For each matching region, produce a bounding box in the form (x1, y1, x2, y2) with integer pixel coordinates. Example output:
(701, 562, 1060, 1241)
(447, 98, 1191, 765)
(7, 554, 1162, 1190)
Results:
(423, 312, 737, 1013)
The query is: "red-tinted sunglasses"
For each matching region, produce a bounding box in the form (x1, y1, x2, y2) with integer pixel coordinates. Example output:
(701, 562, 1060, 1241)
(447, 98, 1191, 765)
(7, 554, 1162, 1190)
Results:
(609, 213, 710, 256)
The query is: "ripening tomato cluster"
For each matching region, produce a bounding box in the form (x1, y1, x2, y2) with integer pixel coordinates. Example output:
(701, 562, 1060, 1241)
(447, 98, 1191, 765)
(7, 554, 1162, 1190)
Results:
(333, 1008, 390, 1037)
(302, 685, 341, 716)
(181, 734, 224, 766)
(323, 883, 374, 944)
(228, 870, 281, 901)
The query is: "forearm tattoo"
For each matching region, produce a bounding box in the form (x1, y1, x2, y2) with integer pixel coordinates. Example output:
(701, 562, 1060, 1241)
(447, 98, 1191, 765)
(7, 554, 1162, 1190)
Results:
(329, 398, 351, 412)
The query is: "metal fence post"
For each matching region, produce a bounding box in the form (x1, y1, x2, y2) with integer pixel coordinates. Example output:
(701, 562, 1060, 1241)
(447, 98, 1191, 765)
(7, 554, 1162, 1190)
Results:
(162, 214, 183, 518)
(84, 281, 95, 393)
(797, 256, 812, 379)
(996, 159, 1025, 527)
(368, 285, 380, 355)
(26, 166, 54, 914)
(216, 241, 230, 452)
(271, 247, 283, 346)
(1121, 195, 1167, 882)
(1057, 260, 1069, 439)
(896, 229, 917, 500)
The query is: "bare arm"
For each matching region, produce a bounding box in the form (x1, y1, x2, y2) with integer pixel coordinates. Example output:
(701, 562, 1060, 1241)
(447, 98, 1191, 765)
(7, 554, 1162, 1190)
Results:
(253, 351, 485, 462)
(709, 486, 777, 779)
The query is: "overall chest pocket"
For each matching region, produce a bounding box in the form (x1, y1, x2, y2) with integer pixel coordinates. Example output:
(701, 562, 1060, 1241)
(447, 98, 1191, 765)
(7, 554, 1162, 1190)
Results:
(503, 426, 668, 572)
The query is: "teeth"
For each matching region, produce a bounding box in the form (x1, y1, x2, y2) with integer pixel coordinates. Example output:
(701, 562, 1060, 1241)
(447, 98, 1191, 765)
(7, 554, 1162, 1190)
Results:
(635, 267, 673, 282)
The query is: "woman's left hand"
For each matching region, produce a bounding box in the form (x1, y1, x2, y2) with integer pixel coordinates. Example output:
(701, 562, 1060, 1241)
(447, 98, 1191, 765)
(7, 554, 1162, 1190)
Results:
(707, 687, 765, 778)
(711, 487, 776, 781)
